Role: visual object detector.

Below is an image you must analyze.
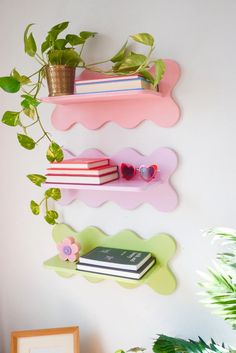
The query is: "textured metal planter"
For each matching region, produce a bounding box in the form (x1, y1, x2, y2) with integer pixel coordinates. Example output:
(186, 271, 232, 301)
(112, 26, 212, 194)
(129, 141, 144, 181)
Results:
(45, 65, 76, 96)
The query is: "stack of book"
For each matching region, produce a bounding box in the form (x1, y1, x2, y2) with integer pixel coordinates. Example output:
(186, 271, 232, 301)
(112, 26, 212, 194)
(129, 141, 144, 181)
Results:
(45, 157, 119, 185)
(75, 75, 154, 95)
(76, 246, 156, 279)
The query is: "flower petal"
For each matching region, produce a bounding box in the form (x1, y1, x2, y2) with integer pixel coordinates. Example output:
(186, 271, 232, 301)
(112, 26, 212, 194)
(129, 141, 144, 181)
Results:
(68, 253, 77, 262)
(71, 243, 79, 254)
(59, 252, 68, 261)
(63, 237, 74, 245)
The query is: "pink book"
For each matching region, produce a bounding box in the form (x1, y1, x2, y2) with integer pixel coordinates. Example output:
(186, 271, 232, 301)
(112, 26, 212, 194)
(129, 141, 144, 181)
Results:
(51, 157, 109, 170)
(47, 165, 118, 176)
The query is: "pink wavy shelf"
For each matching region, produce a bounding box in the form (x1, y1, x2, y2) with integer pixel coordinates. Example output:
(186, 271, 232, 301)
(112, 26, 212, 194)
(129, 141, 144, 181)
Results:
(41, 59, 181, 130)
(45, 147, 178, 211)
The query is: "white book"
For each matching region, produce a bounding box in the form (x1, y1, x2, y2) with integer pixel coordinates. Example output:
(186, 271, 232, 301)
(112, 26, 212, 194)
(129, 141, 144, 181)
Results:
(45, 171, 119, 185)
(75, 76, 153, 94)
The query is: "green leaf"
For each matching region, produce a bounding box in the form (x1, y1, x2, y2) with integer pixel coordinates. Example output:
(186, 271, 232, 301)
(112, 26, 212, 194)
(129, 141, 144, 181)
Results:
(17, 134, 36, 150)
(114, 350, 125, 353)
(116, 53, 146, 72)
(45, 188, 61, 200)
(66, 34, 85, 46)
(153, 335, 228, 353)
(54, 39, 67, 50)
(46, 141, 63, 162)
(153, 59, 166, 86)
(21, 94, 40, 107)
(11, 69, 31, 85)
(44, 210, 59, 225)
(110, 41, 128, 63)
(20, 75, 31, 85)
(41, 39, 50, 54)
(2, 111, 20, 126)
(27, 174, 46, 186)
(47, 49, 81, 67)
(23, 107, 35, 119)
(47, 21, 69, 43)
(0, 76, 21, 93)
(30, 200, 40, 215)
(80, 31, 97, 39)
(24, 23, 37, 57)
(130, 33, 154, 46)
(138, 69, 154, 85)
(50, 21, 69, 34)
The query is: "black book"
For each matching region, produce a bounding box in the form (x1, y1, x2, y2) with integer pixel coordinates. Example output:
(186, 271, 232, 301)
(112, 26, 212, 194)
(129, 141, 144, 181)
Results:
(77, 256, 156, 280)
(78, 246, 152, 270)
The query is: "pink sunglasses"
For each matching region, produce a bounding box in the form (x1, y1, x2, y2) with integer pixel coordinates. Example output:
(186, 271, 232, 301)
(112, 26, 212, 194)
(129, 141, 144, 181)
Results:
(120, 163, 158, 182)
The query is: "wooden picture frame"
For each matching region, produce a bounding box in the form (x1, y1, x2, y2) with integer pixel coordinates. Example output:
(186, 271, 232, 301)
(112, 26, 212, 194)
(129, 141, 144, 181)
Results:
(11, 326, 79, 353)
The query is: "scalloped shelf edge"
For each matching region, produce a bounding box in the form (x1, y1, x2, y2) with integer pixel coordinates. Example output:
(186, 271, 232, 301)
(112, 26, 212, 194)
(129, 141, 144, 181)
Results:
(45, 147, 178, 211)
(41, 59, 181, 130)
(44, 223, 177, 295)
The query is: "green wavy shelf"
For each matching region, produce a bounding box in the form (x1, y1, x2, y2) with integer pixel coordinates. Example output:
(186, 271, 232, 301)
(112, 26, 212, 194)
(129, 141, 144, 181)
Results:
(44, 223, 177, 295)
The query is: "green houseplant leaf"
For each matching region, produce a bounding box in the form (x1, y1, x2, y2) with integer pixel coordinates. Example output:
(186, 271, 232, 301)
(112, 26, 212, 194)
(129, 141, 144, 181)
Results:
(153, 59, 166, 86)
(21, 94, 40, 107)
(2, 111, 20, 126)
(47, 49, 81, 67)
(24, 23, 37, 57)
(11, 69, 31, 85)
(30, 200, 40, 215)
(54, 39, 67, 50)
(27, 174, 46, 187)
(0, 76, 21, 93)
(48, 21, 69, 41)
(130, 33, 154, 46)
(46, 141, 63, 162)
(45, 188, 61, 200)
(138, 69, 154, 85)
(115, 53, 146, 72)
(80, 31, 97, 39)
(66, 34, 85, 45)
(17, 134, 36, 150)
(110, 41, 128, 63)
(44, 210, 59, 225)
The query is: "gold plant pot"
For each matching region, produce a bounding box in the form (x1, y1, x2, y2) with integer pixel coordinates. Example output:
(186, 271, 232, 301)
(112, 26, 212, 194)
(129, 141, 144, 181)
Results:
(45, 65, 76, 97)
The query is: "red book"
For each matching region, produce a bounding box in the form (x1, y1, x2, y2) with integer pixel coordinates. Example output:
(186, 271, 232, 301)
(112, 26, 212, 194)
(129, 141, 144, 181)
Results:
(51, 157, 109, 169)
(47, 165, 118, 176)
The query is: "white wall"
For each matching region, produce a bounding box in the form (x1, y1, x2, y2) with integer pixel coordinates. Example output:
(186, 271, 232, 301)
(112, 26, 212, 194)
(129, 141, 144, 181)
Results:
(1, 0, 236, 352)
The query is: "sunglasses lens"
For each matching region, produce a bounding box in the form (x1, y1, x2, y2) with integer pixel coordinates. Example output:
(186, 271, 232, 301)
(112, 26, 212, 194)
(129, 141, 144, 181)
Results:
(139, 164, 158, 182)
(121, 163, 136, 180)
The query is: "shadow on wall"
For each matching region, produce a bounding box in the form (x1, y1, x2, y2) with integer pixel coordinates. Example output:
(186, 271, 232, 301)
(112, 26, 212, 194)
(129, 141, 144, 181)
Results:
(82, 331, 104, 353)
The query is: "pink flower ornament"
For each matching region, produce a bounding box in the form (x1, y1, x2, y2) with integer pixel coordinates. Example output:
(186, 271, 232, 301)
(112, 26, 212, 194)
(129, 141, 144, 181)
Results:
(57, 237, 80, 262)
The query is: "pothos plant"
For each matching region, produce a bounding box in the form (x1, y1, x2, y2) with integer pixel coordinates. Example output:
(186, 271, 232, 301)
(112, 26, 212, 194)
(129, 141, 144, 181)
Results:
(0, 21, 166, 225)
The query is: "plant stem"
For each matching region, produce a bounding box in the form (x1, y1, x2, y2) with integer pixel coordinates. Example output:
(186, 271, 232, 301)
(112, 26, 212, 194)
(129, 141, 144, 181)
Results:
(35, 53, 47, 66)
(35, 108, 52, 143)
(86, 58, 111, 67)
(23, 119, 39, 129)
(39, 197, 46, 206)
(79, 43, 85, 56)
(35, 134, 46, 144)
(45, 197, 49, 212)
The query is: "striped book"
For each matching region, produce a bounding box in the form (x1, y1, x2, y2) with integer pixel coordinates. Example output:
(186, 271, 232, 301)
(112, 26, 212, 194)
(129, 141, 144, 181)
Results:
(75, 75, 154, 94)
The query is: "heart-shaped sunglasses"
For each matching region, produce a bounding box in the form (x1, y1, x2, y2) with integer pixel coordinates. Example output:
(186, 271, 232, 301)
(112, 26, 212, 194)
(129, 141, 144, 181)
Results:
(120, 163, 159, 182)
